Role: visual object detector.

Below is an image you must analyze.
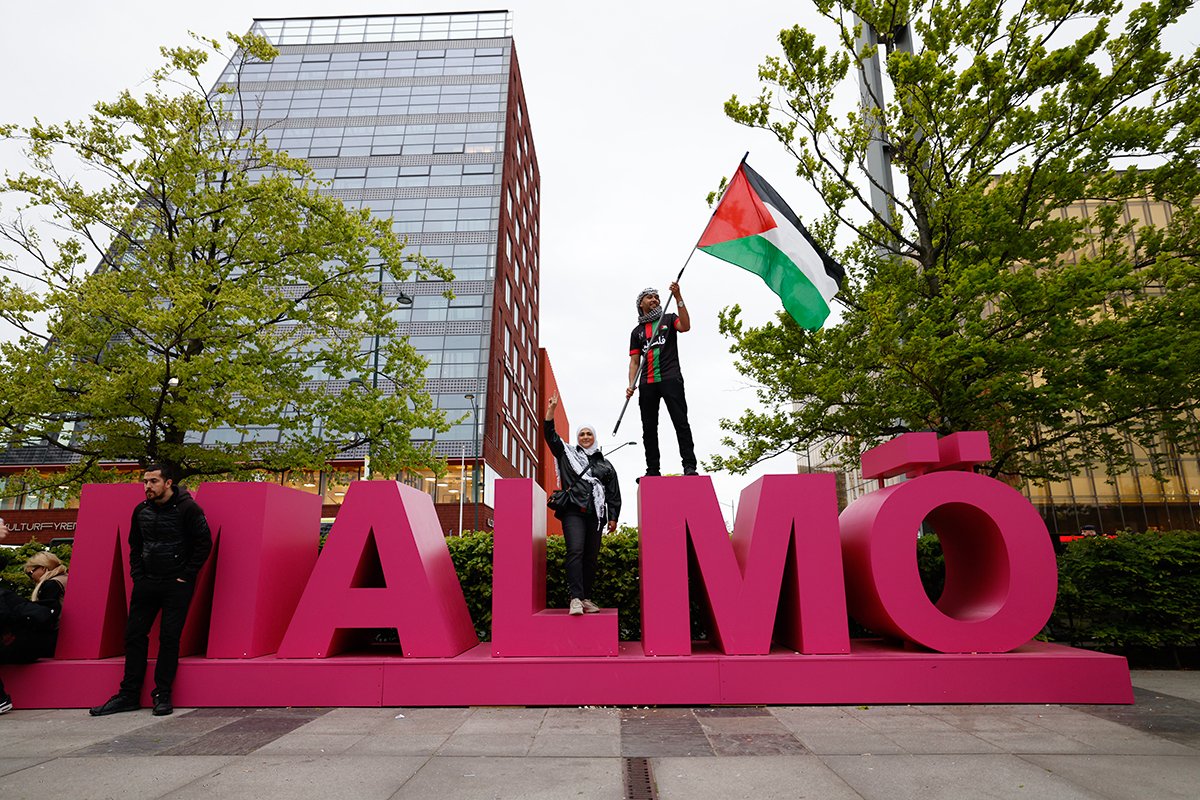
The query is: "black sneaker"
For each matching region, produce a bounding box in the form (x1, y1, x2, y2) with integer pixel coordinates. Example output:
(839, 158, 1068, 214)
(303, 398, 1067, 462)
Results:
(151, 690, 173, 717)
(89, 693, 140, 716)
(0, 694, 12, 714)
(683, 468, 699, 476)
(635, 472, 661, 485)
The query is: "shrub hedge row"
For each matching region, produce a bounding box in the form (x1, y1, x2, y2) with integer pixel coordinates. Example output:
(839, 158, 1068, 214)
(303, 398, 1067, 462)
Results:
(7, 529, 1198, 652)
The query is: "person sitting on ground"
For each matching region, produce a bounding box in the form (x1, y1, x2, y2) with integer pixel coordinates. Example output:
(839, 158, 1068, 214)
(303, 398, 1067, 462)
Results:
(0, 583, 60, 714)
(25, 552, 68, 614)
(544, 391, 621, 616)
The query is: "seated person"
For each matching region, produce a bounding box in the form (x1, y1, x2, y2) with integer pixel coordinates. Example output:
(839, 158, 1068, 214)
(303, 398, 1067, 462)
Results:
(1, 584, 60, 714)
(25, 552, 68, 613)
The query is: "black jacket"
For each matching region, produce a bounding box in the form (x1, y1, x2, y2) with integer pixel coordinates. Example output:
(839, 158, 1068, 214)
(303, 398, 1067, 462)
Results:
(544, 420, 622, 523)
(129, 486, 213, 583)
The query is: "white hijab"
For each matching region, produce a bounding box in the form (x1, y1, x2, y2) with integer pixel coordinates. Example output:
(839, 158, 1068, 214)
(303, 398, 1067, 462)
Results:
(558, 424, 606, 527)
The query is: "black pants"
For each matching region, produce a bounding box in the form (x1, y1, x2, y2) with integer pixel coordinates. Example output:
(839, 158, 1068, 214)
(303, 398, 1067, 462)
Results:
(562, 510, 601, 601)
(638, 378, 696, 474)
(119, 578, 195, 698)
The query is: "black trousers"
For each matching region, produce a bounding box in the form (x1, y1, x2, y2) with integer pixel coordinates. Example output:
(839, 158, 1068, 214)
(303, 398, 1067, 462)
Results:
(638, 378, 697, 474)
(119, 578, 195, 698)
(561, 510, 601, 601)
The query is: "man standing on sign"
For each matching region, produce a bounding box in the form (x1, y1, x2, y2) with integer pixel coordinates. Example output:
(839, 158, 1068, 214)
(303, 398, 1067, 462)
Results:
(626, 282, 697, 478)
(90, 464, 212, 717)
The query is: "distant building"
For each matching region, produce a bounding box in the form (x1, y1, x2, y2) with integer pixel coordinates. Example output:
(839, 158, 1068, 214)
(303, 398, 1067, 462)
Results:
(1, 11, 557, 537)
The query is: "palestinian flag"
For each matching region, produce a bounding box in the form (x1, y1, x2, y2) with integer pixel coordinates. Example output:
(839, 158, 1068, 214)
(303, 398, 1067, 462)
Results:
(698, 161, 844, 330)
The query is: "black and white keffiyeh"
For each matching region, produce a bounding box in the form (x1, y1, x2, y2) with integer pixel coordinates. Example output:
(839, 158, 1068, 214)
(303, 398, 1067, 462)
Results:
(636, 287, 663, 325)
(555, 424, 607, 528)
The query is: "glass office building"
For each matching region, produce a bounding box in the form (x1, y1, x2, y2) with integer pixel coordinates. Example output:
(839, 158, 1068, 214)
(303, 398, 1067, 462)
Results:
(1, 12, 546, 533)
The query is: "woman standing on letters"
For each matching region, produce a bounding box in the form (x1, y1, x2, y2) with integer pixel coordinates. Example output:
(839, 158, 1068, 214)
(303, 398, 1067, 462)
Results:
(544, 392, 621, 616)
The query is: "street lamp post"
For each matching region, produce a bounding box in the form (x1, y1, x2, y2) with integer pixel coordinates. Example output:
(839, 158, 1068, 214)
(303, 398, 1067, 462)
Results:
(464, 393, 481, 532)
(362, 262, 412, 481)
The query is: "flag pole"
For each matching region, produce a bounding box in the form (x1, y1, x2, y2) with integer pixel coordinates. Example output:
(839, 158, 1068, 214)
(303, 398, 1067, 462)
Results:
(613, 153, 749, 436)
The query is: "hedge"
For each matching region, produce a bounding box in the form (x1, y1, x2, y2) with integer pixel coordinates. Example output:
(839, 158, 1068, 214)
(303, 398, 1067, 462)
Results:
(1048, 530, 1200, 654)
(7, 529, 1198, 653)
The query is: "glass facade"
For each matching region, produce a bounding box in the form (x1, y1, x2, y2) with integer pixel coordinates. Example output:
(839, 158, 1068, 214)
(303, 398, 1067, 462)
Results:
(0, 12, 541, 527)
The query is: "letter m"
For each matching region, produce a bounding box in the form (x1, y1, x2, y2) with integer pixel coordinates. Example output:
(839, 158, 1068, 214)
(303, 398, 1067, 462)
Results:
(639, 474, 849, 656)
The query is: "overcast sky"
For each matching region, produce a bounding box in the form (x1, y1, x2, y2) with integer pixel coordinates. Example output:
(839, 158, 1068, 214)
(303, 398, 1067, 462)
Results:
(3, 2, 1196, 525)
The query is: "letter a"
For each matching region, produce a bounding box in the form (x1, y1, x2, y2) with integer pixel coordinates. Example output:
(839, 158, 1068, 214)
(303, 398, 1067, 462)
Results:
(277, 481, 477, 658)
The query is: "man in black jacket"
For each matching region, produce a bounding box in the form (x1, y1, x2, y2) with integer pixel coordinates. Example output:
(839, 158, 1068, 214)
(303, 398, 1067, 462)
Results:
(90, 464, 212, 717)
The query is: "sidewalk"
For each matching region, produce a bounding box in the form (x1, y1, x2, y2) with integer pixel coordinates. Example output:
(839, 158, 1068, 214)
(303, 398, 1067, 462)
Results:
(1, 670, 1197, 799)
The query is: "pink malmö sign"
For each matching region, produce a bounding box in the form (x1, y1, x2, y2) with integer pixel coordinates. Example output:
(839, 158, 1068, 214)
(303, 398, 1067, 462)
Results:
(5, 432, 1132, 708)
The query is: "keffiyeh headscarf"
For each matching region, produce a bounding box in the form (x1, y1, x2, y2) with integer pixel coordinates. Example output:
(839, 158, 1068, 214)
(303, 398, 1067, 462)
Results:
(636, 287, 663, 324)
(555, 425, 607, 529)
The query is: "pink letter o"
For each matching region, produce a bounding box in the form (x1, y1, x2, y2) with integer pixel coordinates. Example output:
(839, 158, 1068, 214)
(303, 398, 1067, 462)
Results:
(840, 471, 1057, 653)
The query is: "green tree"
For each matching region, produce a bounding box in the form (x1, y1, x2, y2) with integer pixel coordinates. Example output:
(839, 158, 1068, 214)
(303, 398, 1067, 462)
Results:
(710, 0, 1200, 484)
(0, 34, 454, 492)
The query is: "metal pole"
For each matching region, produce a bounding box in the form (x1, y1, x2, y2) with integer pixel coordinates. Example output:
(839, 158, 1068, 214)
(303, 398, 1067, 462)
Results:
(364, 261, 384, 481)
(465, 393, 480, 532)
(458, 443, 465, 535)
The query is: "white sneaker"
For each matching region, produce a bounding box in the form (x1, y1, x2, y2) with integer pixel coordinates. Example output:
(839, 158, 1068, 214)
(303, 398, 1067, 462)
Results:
(581, 599, 601, 613)
(569, 598, 584, 616)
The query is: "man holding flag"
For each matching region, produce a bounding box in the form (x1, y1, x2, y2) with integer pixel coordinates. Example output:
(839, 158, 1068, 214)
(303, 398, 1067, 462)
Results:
(612, 156, 842, 472)
(626, 282, 698, 479)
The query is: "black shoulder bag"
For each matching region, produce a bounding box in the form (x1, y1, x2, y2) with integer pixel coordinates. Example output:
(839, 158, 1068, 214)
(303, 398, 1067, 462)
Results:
(547, 451, 597, 512)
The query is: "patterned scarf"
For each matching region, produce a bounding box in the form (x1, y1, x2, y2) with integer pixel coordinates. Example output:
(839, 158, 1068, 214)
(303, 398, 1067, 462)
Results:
(556, 429, 607, 529)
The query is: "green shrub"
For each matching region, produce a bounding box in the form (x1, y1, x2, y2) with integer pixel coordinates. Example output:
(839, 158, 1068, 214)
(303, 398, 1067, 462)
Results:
(446, 529, 705, 642)
(1050, 530, 1200, 651)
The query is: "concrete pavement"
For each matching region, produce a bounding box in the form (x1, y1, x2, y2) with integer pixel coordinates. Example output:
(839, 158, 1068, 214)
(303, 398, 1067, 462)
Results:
(0, 670, 1197, 799)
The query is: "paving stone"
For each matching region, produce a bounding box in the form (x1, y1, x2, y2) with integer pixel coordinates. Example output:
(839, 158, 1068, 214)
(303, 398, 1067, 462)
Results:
(0, 755, 231, 800)
(455, 708, 545, 734)
(528, 732, 622, 757)
(160, 755, 427, 800)
(789, 730, 907, 755)
(437, 732, 535, 756)
(392, 755, 623, 800)
(696, 715, 794, 734)
(821, 753, 1100, 800)
(877, 730, 1003, 754)
(1021, 753, 1200, 800)
(0, 733, 117, 758)
(0, 758, 50, 778)
(693, 706, 772, 717)
(346, 733, 451, 756)
(706, 732, 808, 756)
(1130, 671, 1200, 704)
(540, 707, 621, 734)
(653, 755, 861, 799)
(68, 732, 199, 757)
(621, 736, 714, 757)
(251, 732, 366, 755)
(161, 731, 286, 756)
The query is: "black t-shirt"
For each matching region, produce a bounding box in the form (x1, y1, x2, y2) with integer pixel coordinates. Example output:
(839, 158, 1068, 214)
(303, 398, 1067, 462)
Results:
(629, 313, 683, 385)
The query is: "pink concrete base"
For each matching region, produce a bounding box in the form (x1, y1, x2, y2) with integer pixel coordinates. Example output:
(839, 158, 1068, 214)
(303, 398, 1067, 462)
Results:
(2, 640, 1132, 709)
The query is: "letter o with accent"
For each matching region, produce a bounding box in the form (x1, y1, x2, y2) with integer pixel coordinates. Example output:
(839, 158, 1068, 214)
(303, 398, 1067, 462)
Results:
(840, 471, 1057, 653)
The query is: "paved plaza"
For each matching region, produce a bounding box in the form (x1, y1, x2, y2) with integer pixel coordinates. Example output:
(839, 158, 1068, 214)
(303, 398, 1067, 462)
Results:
(0, 670, 1197, 799)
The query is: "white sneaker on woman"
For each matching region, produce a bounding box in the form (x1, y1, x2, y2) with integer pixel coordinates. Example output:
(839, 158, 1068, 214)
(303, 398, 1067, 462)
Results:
(569, 598, 584, 616)
(581, 599, 601, 613)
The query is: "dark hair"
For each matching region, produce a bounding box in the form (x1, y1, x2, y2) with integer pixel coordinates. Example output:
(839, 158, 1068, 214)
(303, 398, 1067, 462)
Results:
(143, 462, 177, 483)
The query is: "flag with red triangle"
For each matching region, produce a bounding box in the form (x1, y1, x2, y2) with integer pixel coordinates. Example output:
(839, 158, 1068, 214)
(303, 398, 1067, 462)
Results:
(699, 161, 844, 330)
